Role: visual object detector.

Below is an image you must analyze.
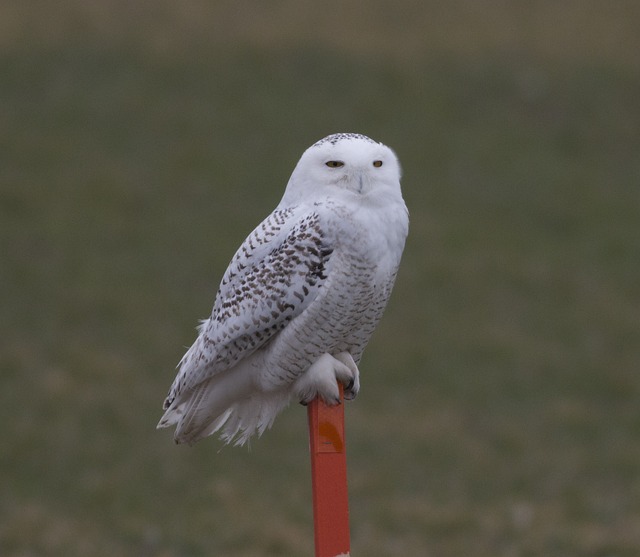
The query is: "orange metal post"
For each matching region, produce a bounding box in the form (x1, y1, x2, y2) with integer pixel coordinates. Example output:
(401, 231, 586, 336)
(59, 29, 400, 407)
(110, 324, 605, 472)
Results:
(307, 384, 350, 557)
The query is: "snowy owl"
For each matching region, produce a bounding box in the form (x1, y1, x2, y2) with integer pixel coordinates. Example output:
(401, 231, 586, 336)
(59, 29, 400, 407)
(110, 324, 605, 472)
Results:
(158, 133, 408, 445)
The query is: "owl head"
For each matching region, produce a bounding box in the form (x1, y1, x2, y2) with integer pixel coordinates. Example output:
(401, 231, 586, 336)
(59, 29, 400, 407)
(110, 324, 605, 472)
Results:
(281, 133, 402, 205)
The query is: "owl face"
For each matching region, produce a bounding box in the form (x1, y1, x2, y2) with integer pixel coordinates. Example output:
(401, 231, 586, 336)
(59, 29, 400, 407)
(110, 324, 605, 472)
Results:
(283, 133, 402, 203)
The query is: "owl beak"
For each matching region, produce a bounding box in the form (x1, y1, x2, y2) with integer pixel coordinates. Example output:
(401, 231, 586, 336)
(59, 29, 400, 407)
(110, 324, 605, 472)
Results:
(345, 168, 368, 194)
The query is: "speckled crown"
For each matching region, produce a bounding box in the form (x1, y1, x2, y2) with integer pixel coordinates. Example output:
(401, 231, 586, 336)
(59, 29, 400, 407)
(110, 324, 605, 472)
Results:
(312, 133, 378, 147)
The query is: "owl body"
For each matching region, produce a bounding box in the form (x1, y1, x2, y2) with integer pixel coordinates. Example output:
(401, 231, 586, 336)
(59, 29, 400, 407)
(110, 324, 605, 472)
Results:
(260, 196, 405, 390)
(158, 133, 408, 445)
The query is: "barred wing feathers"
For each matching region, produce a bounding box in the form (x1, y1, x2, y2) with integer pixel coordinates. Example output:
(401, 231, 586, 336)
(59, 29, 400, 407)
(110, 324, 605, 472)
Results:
(158, 207, 332, 432)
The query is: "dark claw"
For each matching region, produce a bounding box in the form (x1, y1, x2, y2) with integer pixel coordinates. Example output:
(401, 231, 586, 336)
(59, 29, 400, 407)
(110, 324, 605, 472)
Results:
(344, 380, 359, 401)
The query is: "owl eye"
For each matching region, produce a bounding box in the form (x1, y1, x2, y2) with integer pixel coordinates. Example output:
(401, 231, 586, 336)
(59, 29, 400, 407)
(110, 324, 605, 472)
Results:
(325, 160, 344, 168)
(373, 160, 383, 167)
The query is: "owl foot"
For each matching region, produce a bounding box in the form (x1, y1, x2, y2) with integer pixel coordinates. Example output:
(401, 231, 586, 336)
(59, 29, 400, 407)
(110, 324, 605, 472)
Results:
(295, 352, 360, 406)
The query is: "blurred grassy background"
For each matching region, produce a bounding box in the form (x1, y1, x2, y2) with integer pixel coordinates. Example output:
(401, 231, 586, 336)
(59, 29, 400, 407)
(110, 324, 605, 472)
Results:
(1, 1, 639, 555)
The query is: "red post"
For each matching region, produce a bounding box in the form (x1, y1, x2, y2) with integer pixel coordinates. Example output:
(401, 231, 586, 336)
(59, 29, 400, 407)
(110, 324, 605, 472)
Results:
(307, 384, 350, 557)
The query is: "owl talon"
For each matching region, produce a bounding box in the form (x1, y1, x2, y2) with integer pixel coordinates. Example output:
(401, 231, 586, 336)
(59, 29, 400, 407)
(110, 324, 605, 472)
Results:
(334, 352, 360, 400)
(295, 352, 359, 406)
(342, 379, 355, 401)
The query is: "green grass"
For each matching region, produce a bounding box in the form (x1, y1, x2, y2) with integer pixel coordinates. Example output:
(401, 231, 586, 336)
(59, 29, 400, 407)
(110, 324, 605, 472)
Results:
(1, 2, 640, 555)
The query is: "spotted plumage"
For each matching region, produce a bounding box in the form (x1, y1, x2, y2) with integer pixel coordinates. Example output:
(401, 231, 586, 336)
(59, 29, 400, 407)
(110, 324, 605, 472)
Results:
(158, 133, 409, 445)
(312, 132, 377, 147)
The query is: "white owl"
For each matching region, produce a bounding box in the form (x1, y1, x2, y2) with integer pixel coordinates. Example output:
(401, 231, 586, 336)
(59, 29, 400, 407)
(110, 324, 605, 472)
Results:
(158, 133, 409, 445)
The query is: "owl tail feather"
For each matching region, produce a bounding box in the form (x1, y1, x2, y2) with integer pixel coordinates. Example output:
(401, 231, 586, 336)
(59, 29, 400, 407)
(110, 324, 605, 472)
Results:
(157, 364, 290, 446)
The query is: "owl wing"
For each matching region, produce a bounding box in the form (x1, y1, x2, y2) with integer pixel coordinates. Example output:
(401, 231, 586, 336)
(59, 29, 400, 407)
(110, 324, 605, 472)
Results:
(163, 205, 333, 408)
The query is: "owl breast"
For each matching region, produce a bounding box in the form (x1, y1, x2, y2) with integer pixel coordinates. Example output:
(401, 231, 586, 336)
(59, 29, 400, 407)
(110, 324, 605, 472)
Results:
(257, 199, 404, 390)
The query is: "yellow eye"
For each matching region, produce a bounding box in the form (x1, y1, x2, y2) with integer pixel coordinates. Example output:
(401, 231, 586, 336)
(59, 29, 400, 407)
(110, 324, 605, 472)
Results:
(373, 160, 383, 167)
(325, 160, 344, 168)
